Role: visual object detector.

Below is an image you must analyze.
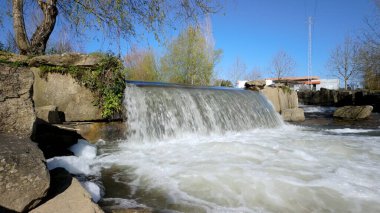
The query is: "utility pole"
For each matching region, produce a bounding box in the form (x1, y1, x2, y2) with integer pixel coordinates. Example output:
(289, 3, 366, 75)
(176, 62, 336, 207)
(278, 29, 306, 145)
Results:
(308, 16, 313, 90)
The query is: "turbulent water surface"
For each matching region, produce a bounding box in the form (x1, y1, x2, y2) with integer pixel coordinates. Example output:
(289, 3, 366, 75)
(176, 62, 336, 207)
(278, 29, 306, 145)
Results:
(94, 84, 380, 213)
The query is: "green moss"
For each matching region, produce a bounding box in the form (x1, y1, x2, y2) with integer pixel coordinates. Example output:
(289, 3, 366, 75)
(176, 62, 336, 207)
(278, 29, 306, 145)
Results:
(0, 59, 28, 67)
(38, 53, 126, 119)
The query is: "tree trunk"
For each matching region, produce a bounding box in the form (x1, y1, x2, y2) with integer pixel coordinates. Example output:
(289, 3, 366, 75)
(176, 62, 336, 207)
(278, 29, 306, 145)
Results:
(12, 0, 58, 55)
(344, 79, 347, 90)
(12, 0, 29, 55)
(29, 0, 58, 55)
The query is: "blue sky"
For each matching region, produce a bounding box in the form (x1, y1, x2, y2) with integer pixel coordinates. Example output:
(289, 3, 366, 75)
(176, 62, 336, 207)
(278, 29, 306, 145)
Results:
(1, 0, 378, 81)
(209, 0, 378, 80)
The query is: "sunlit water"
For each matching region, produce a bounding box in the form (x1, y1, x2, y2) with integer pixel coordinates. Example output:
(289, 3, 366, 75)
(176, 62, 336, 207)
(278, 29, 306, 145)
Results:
(93, 84, 380, 212)
(95, 125, 380, 213)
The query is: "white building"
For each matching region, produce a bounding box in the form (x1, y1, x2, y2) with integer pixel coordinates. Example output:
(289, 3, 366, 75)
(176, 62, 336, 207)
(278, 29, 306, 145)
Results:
(236, 80, 247, 88)
(317, 79, 340, 90)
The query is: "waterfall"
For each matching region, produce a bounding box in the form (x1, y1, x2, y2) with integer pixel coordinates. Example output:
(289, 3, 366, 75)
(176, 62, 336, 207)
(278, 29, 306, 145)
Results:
(123, 83, 283, 142)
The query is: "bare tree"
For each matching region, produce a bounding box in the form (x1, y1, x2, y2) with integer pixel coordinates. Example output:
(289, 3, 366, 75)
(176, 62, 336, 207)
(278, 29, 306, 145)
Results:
(327, 36, 360, 90)
(46, 26, 75, 54)
(245, 66, 263, 80)
(271, 50, 296, 80)
(228, 57, 247, 85)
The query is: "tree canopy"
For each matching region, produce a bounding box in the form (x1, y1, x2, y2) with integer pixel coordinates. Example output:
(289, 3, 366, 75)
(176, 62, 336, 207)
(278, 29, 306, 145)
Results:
(161, 25, 221, 85)
(124, 46, 159, 81)
(5, 0, 220, 55)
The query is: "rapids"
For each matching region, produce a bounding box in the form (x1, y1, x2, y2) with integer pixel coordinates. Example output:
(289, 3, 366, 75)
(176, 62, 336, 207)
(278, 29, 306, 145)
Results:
(94, 83, 380, 213)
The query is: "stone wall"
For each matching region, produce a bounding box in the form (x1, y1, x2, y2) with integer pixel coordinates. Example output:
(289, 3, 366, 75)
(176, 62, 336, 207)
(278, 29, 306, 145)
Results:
(0, 64, 36, 137)
(298, 88, 380, 112)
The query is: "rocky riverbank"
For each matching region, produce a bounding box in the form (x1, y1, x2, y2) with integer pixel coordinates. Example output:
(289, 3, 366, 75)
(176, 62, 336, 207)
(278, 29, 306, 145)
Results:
(0, 52, 129, 212)
(298, 105, 380, 130)
(245, 80, 305, 122)
(298, 88, 380, 112)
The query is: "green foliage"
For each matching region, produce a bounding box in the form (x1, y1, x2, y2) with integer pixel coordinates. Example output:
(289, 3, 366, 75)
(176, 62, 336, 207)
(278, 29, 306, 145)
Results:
(213, 79, 233, 87)
(161, 26, 221, 86)
(39, 53, 126, 119)
(124, 48, 160, 81)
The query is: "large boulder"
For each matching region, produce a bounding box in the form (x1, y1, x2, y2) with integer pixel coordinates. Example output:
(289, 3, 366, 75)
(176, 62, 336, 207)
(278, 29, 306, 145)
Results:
(30, 178, 104, 213)
(261, 87, 299, 113)
(281, 108, 305, 122)
(333, 105, 373, 120)
(0, 64, 36, 137)
(0, 135, 50, 212)
(32, 68, 103, 122)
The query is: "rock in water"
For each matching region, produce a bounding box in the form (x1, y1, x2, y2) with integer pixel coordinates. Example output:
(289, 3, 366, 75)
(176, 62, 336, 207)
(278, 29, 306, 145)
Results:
(0, 135, 50, 212)
(333, 105, 373, 120)
(30, 178, 104, 213)
(281, 108, 305, 122)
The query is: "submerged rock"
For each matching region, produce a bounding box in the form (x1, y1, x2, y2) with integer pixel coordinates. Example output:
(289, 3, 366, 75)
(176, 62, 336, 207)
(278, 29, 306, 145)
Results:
(333, 105, 373, 120)
(0, 134, 50, 212)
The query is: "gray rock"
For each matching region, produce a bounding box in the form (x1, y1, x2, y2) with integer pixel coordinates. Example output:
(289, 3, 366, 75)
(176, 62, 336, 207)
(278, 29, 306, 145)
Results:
(30, 178, 104, 213)
(32, 68, 103, 122)
(35, 105, 64, 124)
(28, 53, 103, 67)
(0, 134, 50, 212)
(281, 108, 305, 122)
(0, 64, 36, 137)
(333, 105, 373, 120)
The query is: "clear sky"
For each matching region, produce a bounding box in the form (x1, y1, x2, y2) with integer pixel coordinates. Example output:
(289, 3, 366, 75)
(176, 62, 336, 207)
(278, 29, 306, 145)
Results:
(1, 0, 378, 82)
(210, 0, 378, 80)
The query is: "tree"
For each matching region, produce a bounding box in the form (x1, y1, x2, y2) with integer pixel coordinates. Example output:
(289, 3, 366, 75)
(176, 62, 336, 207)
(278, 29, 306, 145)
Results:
(124, 46, 159, 81)
(327, 37, 360, 90)
(228, 57, 247, 85)
(354, 4, 380, 90)
(7, 0, 220, 55)
(213, 79, 233, 87)
(271, 50, 296, 80)
(246, 66, 263, 80)
(161, 25, 221, 85)
(46, 27, 74, 54)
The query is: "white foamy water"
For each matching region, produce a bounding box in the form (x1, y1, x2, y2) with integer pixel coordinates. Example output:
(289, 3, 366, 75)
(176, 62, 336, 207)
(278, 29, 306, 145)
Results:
(95, 125, 380, 213)
(325, 128, 378, 134)
(301, 105, 336, 113)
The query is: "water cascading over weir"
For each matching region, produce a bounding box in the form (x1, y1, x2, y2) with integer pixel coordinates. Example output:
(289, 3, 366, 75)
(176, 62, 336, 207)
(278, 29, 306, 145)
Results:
(124, 81, 283, 142)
